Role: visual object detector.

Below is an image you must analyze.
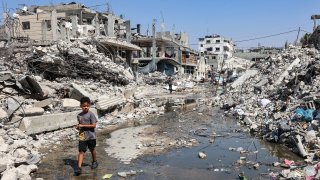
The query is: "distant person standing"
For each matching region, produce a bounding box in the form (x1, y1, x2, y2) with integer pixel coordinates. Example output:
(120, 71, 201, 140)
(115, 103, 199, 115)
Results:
(167, 76, 174, 94)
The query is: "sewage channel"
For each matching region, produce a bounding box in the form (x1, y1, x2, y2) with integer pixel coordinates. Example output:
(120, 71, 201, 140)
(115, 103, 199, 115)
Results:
(33, 97, 302, 180)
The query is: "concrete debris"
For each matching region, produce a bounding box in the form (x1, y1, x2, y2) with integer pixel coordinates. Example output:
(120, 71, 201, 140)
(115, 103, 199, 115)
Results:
(34, 98, 54, 108)
(96, 95, 126, 111)
(0, 4, 208, 178)
(70, 83, 95, 102)
(0, 6, 318, 178)
(198, 151, 207, 159)
(28, 40, 132, 86)
(117, 170, 137, 178)
(19, 109, 97, 135)
(62, 98, 80, 110)
(214, 45, 320, 178)
(0, 107, 8, 120)
(23, 107, 45, 116)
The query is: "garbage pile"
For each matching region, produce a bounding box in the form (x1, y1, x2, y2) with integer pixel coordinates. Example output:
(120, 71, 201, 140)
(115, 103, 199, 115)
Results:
(214, 45, 320, 178)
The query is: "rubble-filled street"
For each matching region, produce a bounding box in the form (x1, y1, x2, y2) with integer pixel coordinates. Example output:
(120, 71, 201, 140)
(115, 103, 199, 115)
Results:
(1, 1, 320, 180)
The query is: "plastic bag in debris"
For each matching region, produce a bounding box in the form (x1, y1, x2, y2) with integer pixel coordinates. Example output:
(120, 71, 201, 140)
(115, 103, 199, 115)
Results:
(284, 159, 294, 166)
(304, 165, 316, 179)
(294, 108, 315, 122)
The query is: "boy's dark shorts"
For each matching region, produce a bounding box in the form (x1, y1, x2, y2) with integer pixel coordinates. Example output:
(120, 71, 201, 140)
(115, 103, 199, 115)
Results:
(79, 139, 96, 152)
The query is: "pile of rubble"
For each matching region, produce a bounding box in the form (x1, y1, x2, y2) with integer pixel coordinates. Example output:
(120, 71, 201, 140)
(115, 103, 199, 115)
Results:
(214, 45, 320, 178)
(28, 39, 134, 85)
(0, 37, 204, 178)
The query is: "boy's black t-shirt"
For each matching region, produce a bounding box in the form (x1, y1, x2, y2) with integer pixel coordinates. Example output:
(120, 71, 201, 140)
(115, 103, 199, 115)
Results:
(77, 111, 97, 141)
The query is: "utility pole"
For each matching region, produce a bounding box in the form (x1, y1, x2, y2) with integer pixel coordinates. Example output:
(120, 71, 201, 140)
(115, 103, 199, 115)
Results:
(151, 19, 157, 72)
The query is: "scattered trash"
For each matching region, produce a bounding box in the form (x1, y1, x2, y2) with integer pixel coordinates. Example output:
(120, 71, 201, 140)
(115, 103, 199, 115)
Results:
(253, 163, 260, 170)
(238, 172, 247, 180)
(272, 162, 280, 167)
(198, 152, 206, 159)
(102, 174, 113, 179)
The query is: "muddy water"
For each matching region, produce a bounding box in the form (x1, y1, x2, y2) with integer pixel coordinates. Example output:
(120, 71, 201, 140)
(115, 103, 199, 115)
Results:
(33, 107, 301, 180)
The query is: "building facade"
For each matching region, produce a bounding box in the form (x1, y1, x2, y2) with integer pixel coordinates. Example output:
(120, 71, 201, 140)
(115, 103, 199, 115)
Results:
(4, 3, 129, 41)
(198, 35, 234, 71)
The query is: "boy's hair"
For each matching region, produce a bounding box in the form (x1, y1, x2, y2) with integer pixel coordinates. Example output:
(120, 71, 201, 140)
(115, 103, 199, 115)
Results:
(80, 97, 91, 105)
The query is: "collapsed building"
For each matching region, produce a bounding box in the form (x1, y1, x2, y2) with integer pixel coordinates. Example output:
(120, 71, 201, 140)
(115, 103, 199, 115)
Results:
(1, 3, 206, 79)
(3, 3, 140, 66)
(214, 45, 320, 179)
(131, 21, 201, 77)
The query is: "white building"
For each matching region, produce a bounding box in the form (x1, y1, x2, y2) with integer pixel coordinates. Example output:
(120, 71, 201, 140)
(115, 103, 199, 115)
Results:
(198, 35, 234, 71)
(194, 56, 207, 81)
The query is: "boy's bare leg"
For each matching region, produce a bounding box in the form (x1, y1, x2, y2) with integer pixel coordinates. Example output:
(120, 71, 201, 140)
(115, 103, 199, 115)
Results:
(78, 152, 85, 168)
(90, 148, 97, 162)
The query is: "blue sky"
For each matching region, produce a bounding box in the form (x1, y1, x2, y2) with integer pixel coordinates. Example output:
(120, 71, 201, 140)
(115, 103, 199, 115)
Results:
(1, 0, 319, 49)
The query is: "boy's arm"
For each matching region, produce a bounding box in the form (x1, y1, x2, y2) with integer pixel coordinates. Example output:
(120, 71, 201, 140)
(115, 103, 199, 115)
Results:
(78, 123, 96, 128)
(78, 113, 97, 128)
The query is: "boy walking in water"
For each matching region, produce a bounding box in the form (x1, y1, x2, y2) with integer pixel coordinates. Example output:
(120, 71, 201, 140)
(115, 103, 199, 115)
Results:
(74, 97, 98, 176)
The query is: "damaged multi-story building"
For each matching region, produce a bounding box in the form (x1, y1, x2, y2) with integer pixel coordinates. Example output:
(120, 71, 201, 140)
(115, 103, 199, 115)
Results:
(198, 35, 234, 73)
(2, 2, 205, 78)
(131, 21, 201, 77)
(2, 2, 141, 64)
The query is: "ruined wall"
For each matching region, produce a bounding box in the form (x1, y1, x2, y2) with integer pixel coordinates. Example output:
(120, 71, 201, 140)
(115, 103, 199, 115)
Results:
(14, 12, 65, 41)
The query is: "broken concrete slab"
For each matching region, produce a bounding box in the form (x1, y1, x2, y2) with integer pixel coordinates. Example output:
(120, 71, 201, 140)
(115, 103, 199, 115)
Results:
(21, 107, 45, 116)
(0, 71, 14, 82)
(96, 96, 126, 111)
(231, 70, 258, 89)
(19, 109, 97, 135)
(7, 97, 21, 115)
(123, 87, 137, 99)
(0, 137, 9, 153)
(34, 98, 53, 108)
(1, 168, 18, 180)
(274, 57, 300, 86)
(62, 98, 80, 109)
(0, 107, 8, 120)
(273, 112, 282, 120)
(70, 83, 94, 102)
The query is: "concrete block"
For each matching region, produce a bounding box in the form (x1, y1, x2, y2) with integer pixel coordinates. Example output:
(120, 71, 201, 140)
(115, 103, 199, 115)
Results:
(34, 98, 53, 108)
(0, 71, 13, 81)
(244, 117, 253, 125)
(19, 109, 97, 135)
(231, 70, 258, 89)
(62, 98, 80, 109)
(8, 97, 20, 114)
(23, 107, 44, 116)
(274, 58, 300, 86)
(96, 96, 126, 111)
(0, 108, 8, 119)
(70, 83, 94, 101)
(273, 112, 282, 120)
(120, 102, 134, 113)
(123, 87, 136, 99)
